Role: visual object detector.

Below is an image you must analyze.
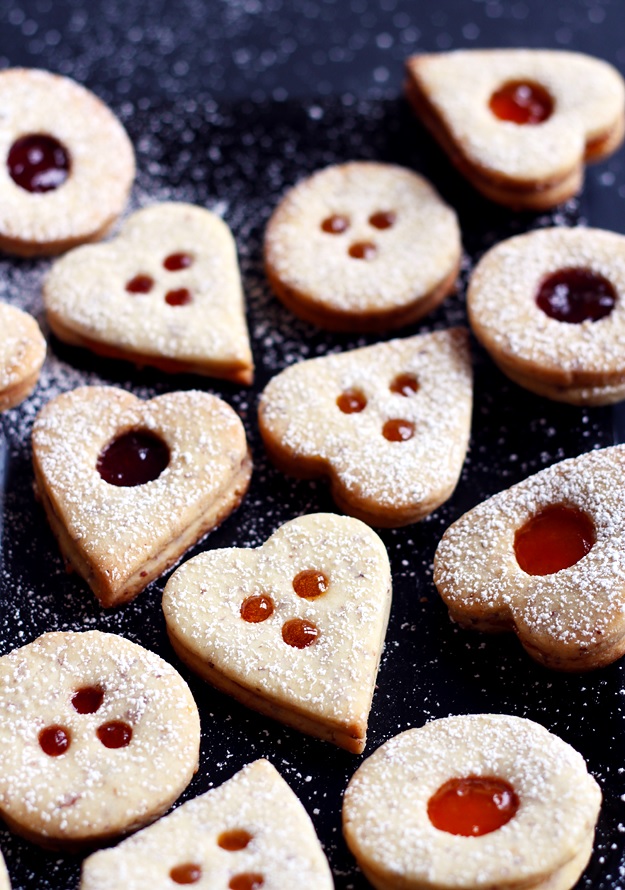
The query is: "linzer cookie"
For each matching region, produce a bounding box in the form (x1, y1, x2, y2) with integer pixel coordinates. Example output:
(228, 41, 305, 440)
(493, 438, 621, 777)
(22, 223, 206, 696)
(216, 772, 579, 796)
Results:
(434, 445, 625, 671)
(258, 329, 472, 527)
(405, 49, 625, 209)
(0, 852, 9, 890)
(343, 714, 601, 890)
(32, 386, 252, 608)
(0, 68, 135, 256)
(162, 513, 391, 753)
(44, 203, 254, 385)
(80, 759, 334, 889)
(0, 302, 46, 412)
(264, 161, 461, 331)
(0, 631, 200, 850)
(468, 227, 625, 405)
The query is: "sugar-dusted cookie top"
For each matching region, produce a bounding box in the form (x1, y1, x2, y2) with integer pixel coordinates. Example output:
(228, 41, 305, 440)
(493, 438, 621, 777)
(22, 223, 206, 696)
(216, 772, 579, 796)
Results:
(163, 513, 391, 753)
(258, 328, 472, 527)
(0, 301, 46, 412)
(343, 714, 601, 890)
(264, 161, 461, 331)
(32, 386, 252, 607)
(44, 203, 254, 385)
(0, 631, 200, 850)
(434, 445, 625, 670)
(0, 68, 135, 256)
(81, 759, 334, 889)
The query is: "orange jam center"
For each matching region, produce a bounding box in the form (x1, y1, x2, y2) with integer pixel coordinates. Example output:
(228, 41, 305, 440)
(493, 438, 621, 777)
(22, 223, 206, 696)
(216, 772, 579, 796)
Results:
(369, 210, 396, 229)
(72, 686, 104, 714)
(489, 81, 553, 124)
(321, 214, 349, 233)
(383, 419, 415, 441)
(240, 594, 274, 623)
(514, 504, 595, 576)
(282, 618, 319, 649)
(170, 864, 202, 884)
(390, 373, 419, 396)
(229, 875, 264, 890)
(428, 776, 519, 836)
(218, 829, 253, 851)
(39, 725, 71, 757)
(97, 720, 133, 749)
(293, 570, 329, 599)
(337, 389, 367, 414)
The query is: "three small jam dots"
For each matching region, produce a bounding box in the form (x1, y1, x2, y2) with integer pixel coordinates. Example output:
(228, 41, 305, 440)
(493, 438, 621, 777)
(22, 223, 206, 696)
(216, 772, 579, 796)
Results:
(125, 252, 195, 306)
(38, 685, 133, 756)
(169, 829, 261, 886)
(337, 373, 419, 442)
(320, 210, 397, 261)
(240, 570, 329, 648)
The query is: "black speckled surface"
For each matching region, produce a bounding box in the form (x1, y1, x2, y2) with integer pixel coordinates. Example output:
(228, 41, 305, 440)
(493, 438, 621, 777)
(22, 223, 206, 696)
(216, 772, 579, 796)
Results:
(0, 2, 625, 889)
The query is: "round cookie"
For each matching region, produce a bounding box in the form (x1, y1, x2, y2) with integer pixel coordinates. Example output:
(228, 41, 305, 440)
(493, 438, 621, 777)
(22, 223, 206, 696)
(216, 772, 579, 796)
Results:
(264, 161, 461, 332)
(0, 68, 135, 257)
(0, 631, 201, 850)
(0, 302, 46, 412)
(342, 714, 602, 890)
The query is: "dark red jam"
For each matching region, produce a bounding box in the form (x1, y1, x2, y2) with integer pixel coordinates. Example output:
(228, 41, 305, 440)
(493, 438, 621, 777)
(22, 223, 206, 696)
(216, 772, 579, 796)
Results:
(97, 430, 170, 487)
(535, 268, 616, 324)
(8, 134, 70, 192)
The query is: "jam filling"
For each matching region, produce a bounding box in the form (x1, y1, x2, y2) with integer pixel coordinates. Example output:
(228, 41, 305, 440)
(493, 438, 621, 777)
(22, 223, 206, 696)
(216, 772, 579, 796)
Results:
(535, 267, 616, 324)
(218, 829, 253, 851)
(126, 274, 154, 294)
(348, 242, 377, 260)
(97, 430, 170, 487)
(282, 618, 319, 649)
(489, 81, 553, 124)
(240, 594, 274, 623)
(97, 720, 133, 749)
(337, 390, 367, 414)
(164, 252, 193, 271)
(428, 775, 519, 836)
(514, 503, 595, 576)
(72, 686, 104, 714)
(170, 864, 202, 884)
(383, 419, 415, 442)
(39, 725, 71, 757)
(229, 874, 264, 890)
(390, 373, 419, 396)
(293, 570, 329, 599)
(8, 134, 70, 192)
(165, 288, 193, 306)
(369, 210, 396, 229)
(321, 214, 349, 234)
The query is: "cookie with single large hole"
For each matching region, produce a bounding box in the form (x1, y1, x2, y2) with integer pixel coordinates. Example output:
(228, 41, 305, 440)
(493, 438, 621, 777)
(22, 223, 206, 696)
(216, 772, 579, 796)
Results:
(343, 714, 601, 890)
(467, 227, 625, 405)
(80, 759, 334, 889)
(434, 445, 625, 670)
(32, 386, 252, 608)
(0, 68, 135, 257)
(0, 631, 200, 850)
(0, 302, 46, 412)
(258, 328, 472, 527)
(264, 161, 461, 331)
(44, 203, 254, 385)
(405, 49, 625, 210)
(162, 513, 392, 753)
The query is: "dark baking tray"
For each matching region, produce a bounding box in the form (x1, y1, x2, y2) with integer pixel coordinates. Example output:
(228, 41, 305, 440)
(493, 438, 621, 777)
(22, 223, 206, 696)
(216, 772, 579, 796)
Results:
(0, 93, 624, 889)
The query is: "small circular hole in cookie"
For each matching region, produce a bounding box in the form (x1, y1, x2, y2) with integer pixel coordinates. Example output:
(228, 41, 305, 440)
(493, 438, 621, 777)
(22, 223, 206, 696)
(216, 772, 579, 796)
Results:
(427, 776, 519, 836)
(165, 288, 193, 307)
(348, 241, 377, 260)
(163, 252, 194, 271)
(39, 725, 71, 757)
(321, 214, 349, 234)
(382, 419, 415, 442)
(218, 829, 253, 851)
(71, 686, 104, 714)
(514, 503, 596, 576)
(240, 594, 274, 623)
(489, 81, 553, 124)
(369, 210, 396, 230)
(229, 873, 265, 890)
(337, 389, 367, 414)
(170, 864, 203, 884)
(97, 720, 133, 749)
(126, 274, 154, 294)
(282, 618, 319, 649)
(97, 429, 170, 487)
(390, 374, 419, 396)
(293, 570, 329, 599)
(535, 267, 616, 324)
(8, 133, 71, 193)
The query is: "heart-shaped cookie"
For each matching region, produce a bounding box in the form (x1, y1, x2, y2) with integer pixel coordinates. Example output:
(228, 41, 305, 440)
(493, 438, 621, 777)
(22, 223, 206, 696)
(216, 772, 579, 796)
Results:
(32, 386, 252, 608)
(258, 328, 472, 527)
(405, 49, 625, 209)
(0, 301, 46, 412)
(162, 513, 392, 753)
(434, 445, 625, 670)
(81, 759, 334, 889)
(43, 203, 254, 385)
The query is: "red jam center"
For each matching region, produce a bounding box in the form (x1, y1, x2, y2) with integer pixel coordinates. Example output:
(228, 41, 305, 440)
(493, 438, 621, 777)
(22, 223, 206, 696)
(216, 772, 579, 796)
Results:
(489, 81, 553, 124)
(428, 776, 519, 836)
(164, 252, 193, 271)
(126, 274, 154, 294)
(321, 214, 349, 234)
(218, 829, 253, 851)
(293, 570, 329, 599)
(229, 874, 264, 890)
(170, 864, 202, 884)
(97, 721, 133, 749)
(165, 288, 193, 306)
(535, 267, 617, 324)
(8, 134, 70, 192)
(337, 390, 367, 414)
(39, 725, 71, 757)
(369, 210, 396, 229)
(97, 430, 170, 487)
(383, 419, 415, 441)
(282, 618, 319, 649)
(72, 686, 104, 714)
(240, 594, 274, 623)
(390, 374, 419, 396)
(514, 504, 596, 576)
(349, 241, 377, 260)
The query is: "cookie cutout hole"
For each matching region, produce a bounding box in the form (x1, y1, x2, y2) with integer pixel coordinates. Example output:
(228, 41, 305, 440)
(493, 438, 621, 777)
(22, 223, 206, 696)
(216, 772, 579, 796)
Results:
(535, 268, 616, 324)
(321, 214, 349, 234)
(282, 618, 319, 649)
(170, 864, 202, 884)
(489, 81, 553, 124)
(164, 252, 193, 271)
(428, 776, 519, 836)
(390, 374, 419, 396)
(293, 570, 329, 599)
(337, 389, 367, 414)
(8, 134, 70, 193)
(97, 430, 170, 487)
(126, 274, 154, 294)
(229, 874, 264, 890)
(39, 725, 71, 757)
(241, 594, 274, 623)
(514, 504, 596, 576)
(165, 288, 193, 307)
(369, 210, 396, 230)
(97, 720, 133, 749)
(72, 686, 104, 714)
(348, 241, 377, 260)
(218, 829, 253, 851)
(383, 419, 415, 442)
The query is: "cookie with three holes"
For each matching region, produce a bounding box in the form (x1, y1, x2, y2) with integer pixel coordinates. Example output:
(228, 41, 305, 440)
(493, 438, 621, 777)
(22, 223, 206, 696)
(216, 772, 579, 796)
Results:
(258, 328, 472, 527)
(264, 161, 461, 331)
(0, 631, 200, 850)
(0, 68, 135, 257)
(80, 759, 334, 889)
(162, 513, 392, 753)
(0, 301, 46, 412)
(405, 49, 625, 210)
(44, 203, 254, 385)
